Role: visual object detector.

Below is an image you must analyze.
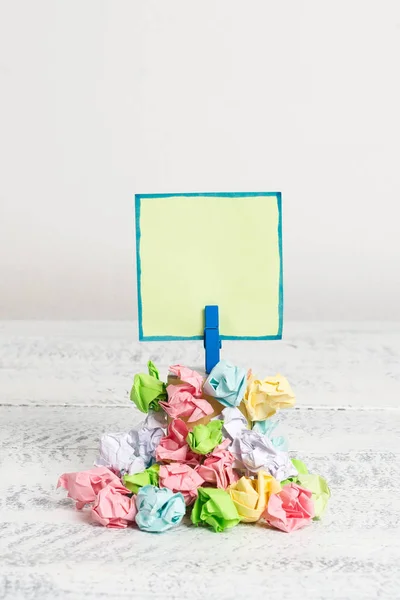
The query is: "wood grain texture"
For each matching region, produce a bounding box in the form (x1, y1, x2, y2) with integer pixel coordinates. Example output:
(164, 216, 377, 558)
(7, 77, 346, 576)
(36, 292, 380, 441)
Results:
(0, 321, 399, 599)
(1, 321, 400, 408)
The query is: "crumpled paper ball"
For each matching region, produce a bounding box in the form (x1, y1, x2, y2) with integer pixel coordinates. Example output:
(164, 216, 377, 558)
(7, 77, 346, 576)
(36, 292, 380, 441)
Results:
(91, 484, 137, 529)
(264, 483, 315, 532)
(95, 431, 144, 475)
(155, 418, 200, 465)
(244, 374, 295, 421)
(130, 361, 167, 413)
(123, 464, 160, 494)
(191, 487, 240, 533)
(203, 360, 247, 408)
(252, 417, 288, 452)
(159, 384, 214, 423)
(168, 364, 203, 396)
(95, 411, 166, 475)
(135, 485, 186, 533)
(126, 411, 166, 470)
(215, 407, 248, 441)
(159, 463, 204, 506)
(227, 470, 281, 522)
(281, 459, 330, 520)
(196, 439, 239, 489)
(230, 429, 298, 481)
(187, 420, 223, 455)
(57, 467, 126, 509)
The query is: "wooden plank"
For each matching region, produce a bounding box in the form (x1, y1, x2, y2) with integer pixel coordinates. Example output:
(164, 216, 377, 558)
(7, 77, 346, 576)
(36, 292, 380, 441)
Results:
(1, 321, 400, 408)
(0, 492, 399, 599)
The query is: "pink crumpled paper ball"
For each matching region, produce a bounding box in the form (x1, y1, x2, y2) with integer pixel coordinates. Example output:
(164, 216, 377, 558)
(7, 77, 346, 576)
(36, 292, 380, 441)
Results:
(196, 439, 239, 489)
(91, 484, 137, 529)
(159, 463, 204, 506)
(168, 364, 203, 397)
(156, 418, 200, 465)
(159, 384, 214, 423)
(264, 483, 315, 532)
(57, 467, 126, 510)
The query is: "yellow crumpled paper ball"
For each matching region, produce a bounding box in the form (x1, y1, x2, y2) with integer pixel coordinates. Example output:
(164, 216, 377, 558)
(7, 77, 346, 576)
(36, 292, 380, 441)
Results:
(227, 471, 281, 523)
(243, 374, 295, 421)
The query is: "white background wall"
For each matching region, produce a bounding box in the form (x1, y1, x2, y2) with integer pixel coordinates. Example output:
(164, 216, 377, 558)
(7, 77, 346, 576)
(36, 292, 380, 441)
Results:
(1, 0, 399, 321)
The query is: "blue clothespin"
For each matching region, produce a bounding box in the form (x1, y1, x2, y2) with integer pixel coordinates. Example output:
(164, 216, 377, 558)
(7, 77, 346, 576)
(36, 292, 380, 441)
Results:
(204, 305, 222, 374)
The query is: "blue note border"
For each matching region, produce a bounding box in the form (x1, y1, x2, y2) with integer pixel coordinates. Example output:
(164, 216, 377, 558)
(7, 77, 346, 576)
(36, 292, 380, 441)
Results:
(135, 192, 283, 341)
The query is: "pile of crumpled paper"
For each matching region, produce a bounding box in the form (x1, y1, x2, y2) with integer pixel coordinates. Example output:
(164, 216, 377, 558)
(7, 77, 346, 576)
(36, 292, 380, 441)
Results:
(58, 361, 330, 533)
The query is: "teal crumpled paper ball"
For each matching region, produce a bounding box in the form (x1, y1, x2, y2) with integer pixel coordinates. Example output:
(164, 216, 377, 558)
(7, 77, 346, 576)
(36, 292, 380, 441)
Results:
(135, 485, 186, 533)
(203, 360, 247, 408)
(252, 417, 288, 452)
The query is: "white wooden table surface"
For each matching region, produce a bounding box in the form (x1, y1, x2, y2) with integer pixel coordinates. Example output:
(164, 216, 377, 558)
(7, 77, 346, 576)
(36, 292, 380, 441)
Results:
(1, 321, 399, 599)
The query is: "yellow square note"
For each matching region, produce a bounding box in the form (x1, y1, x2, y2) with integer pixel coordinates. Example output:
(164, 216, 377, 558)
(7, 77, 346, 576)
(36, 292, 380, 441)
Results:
(135, 192, 283, 340)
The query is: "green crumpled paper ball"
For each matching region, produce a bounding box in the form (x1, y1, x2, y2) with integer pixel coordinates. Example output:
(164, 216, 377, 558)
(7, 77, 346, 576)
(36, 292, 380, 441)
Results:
(191, 487, 240, 532)
(130, 361, 167, 413)
(186, 420, 223, 455)
(123, 464, 160, 494)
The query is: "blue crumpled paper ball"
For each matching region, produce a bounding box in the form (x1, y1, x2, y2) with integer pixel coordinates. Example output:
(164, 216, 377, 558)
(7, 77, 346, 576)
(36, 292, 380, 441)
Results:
(252, 418, 288, 452)
(135, 485, 186, 533)
(203, 360, 247, 408)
